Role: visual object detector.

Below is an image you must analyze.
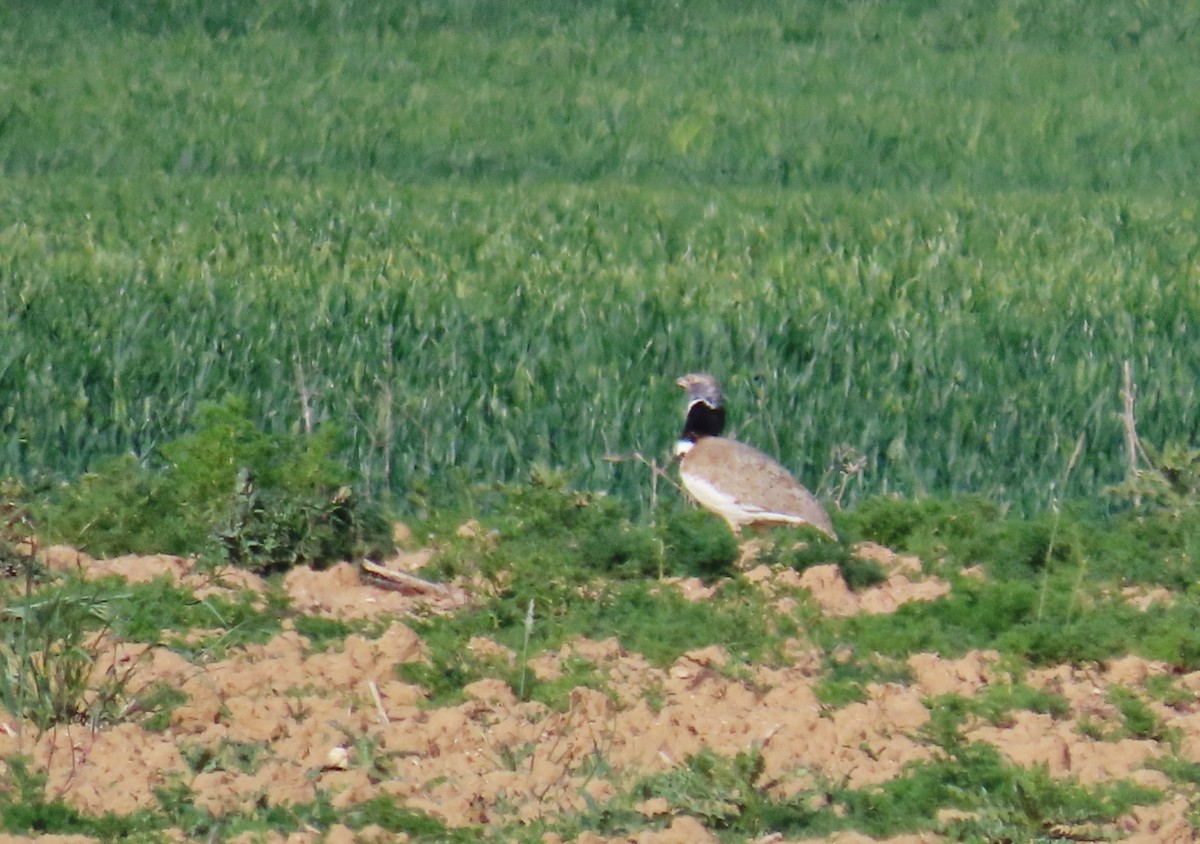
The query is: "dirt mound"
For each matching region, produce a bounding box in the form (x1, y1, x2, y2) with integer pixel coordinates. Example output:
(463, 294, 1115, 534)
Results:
(2, 544, 1198, 842)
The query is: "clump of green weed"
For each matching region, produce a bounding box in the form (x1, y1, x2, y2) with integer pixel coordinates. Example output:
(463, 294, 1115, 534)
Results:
(1108, 441, 1200, 516)
(0, 582, 143, 732)
(816, 563, 1200, 671)
(839, 695, 1159, 839)
(758, 527, 885, 591)
(425, 470, 744, 586)
(1091, 507, 1200, 589)
(839, 490, 1200, 593)
(1144, 673, 1192, 708)
(522, 654, 614, 713)
(158, 587, 287, 661)
(1099, 439, 1200, 588)
(33, 454, 196, 557)
(138, 681, 190, 732)
(395, 637, 517, 708)
(0, 565, 284, 735)
(915, 680, 1071, 738)
(22, 574, 288, 663)
(1151, 756, 1200, 788)
(959, 511, 1087, 581)
(839, 494, 1086, 582)
(815, 577, 1040, 661)
(341, 796, 462, 838)
(1105, 686, 1174, 743)
(402, 577, 781, 707)
(0, 480, 37, 573)
(837, 738, 1159, 840)
(148, 781, 220, 841)
(618, 737, 1155, 841)
(35, 397, 392, 572)
(292, 614, 356, 651)
(0, 756, 165, 839)
(655, 506, 740, 582)
(427, 468, 662, 583)
(150, 780, 464, 843)
(814, 650, 911, 709)
(838, 495, 1003, 553)
(182, 739, 270, 775)
(970, 681, 1071, 725)
(632, 747, 831, 837)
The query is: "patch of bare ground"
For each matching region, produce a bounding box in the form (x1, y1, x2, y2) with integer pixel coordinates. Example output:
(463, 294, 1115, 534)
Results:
(552, 821, 945, 844)
(2, 540, 1198, 842)
(1119, 584, 1177, 612)
(742, 541, 950, 617)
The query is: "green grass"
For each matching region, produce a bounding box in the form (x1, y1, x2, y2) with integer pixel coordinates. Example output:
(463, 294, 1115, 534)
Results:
(3, 0, 1198, 190)
(837, 740, 1160, 842)
(5, 180, 1200, 523)
(556, 737, 1160, 842)
(2, 0, 1200, 520)
(813, 651, 912, 709)
(815, 573, 1200, 669)
(181, 739, 270, 776)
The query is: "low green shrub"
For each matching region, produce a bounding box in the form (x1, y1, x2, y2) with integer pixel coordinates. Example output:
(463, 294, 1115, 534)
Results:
(1108, 442, 1200, 516)
(341, 796, 465, 838)
(655, 506, 740, 582)
(839, 495, 1004, 553)
(813, 651, 911, 709)
(634, 748, 828, 835)
(757, 527, 885, 590)
(425, 469, 736, 588)
(35, 397, 392, 572)
(839, 490, 1200, 589)
(838, 739, 1158, 840)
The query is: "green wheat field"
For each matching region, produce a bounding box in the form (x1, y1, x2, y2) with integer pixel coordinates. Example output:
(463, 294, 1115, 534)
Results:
(5, 0, 1200, 841)
(5, 0, 1200, 516)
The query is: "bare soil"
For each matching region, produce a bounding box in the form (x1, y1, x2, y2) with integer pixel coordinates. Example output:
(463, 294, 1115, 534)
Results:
(2, 540, 1197, 843)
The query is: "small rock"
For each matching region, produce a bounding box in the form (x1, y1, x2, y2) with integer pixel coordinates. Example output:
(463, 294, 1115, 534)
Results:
(325, 746, 350, 770)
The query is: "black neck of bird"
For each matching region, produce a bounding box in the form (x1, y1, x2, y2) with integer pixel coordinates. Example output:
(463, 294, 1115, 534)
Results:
(681, 400, 726, 441)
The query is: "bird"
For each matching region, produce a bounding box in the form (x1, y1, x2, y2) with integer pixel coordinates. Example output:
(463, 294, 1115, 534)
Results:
(674, 372, 836, 539)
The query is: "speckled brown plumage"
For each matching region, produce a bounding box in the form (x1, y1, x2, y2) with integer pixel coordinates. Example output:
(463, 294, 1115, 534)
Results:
(675, 373, 836, 539)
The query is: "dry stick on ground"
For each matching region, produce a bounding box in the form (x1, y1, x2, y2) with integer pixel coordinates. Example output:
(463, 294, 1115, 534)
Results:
(367, 679, 390, 726)
(528, 711, 566, 788)
(1037, 430, 1086, 622)
(1046, 365, 1140, 621)
(1119, 360, 1154, 507)
(359, 560, 463, 597)
(531, 690, 618, 801)
(378, 325, 396, 491)
(574, 693, 618, 793)
(294, 353, 314, 436)
(604, 450, 686, 580)
(832, 445, 868, 510)
(377, 379, 394, 493)
(603, 450, 686, 504)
